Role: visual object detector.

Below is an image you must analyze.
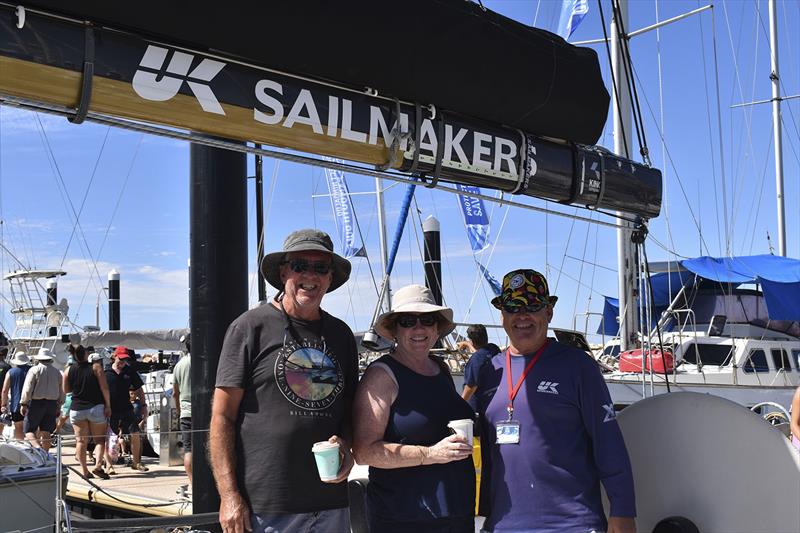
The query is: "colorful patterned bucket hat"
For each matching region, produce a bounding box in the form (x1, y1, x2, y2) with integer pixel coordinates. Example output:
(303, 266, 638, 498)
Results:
(491, 269, 558, 311)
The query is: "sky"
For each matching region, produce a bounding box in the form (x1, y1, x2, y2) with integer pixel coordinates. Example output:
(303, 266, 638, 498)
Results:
(0, 0, 798, 348)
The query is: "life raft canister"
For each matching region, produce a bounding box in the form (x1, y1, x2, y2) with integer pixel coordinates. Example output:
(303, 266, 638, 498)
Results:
(618, 348, 675, 373)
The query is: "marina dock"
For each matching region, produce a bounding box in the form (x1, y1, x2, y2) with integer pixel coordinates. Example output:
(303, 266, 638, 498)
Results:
(60, 441, 192, 519)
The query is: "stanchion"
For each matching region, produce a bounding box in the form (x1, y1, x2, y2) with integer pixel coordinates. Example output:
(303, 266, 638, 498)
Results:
(55, 433, 63, 533)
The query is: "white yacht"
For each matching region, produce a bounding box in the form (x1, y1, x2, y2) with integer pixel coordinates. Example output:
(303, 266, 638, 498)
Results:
(0, 438, 66, 533)
(599, 255, 800, 416)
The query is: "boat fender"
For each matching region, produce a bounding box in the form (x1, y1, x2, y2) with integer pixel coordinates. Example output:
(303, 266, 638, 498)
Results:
(652, 516, 700, 533)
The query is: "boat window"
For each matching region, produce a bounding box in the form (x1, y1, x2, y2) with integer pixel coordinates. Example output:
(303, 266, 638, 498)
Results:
(681, 344, 733, 366)
(742, 349, 770, 373)
(792, 350, 800, 371)
(770, 349, 792, 371)
(602, 344, 621, 358)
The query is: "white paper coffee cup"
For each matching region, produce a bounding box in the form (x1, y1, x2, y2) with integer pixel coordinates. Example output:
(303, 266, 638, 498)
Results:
(311, 441, 340, 481)
(447, 418, 474, 443)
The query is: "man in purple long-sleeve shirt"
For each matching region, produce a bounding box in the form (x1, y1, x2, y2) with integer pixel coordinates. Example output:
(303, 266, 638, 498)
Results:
(476, 269, 636, 533)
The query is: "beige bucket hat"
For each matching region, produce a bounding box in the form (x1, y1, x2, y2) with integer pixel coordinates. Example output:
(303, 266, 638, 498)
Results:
(375, 284, 455, 339)
(33, 348, 54, 361)
(10, 351, 29, 366)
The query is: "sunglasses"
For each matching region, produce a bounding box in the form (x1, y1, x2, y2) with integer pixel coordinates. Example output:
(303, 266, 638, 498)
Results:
(501, 302, 547, 314)
(283, 258, 332, 275)
(396, 313, 439, 328)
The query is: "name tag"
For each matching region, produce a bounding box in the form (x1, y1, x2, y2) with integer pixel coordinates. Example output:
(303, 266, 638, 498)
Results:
(496, 420, 520, 444)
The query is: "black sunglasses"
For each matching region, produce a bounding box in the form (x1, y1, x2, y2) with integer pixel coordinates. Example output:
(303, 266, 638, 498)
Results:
(283, 258, 332, 275)
(396, 313, 438, 328)
(502, 302, 546, 314)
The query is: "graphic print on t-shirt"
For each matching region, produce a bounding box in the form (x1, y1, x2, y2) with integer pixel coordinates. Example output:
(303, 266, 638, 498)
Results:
(274, 338, 344, 410)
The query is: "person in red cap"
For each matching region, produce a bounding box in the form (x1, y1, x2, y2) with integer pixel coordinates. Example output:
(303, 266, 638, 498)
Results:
(476, 269, 636, 533)
(105, 346, 149, 472)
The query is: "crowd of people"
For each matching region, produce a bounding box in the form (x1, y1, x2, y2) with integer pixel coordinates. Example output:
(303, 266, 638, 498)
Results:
(209, 228, 639, 533)
(0, 343, 151, 479)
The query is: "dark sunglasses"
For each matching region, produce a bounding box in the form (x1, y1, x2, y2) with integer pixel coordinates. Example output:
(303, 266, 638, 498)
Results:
(283, 258, 332, 275)
(502, 302, 546, 314)
(396, 313, 439, 328)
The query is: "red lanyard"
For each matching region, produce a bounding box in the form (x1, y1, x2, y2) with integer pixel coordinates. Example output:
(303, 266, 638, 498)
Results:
(505, 340, 549, 418)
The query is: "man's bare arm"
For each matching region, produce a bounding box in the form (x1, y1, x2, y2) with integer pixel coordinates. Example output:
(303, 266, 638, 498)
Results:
(1, 374, 10, 409)
(210, 386, 251, 533)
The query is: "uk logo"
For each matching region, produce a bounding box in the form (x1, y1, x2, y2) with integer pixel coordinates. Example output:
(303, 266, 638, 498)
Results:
(536, 381, 559, 394)
(602, 403, 616, 423)
(132, 45, 226, 115)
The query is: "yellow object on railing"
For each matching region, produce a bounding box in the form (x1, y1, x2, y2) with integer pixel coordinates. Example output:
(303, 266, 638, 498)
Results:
(472, 437, 481, 515)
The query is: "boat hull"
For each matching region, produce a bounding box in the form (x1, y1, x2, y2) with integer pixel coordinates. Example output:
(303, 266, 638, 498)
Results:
(605, 378, 796, 411)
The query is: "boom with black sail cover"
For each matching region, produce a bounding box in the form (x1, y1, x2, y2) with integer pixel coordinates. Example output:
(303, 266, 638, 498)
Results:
(0, 1, 662, 218)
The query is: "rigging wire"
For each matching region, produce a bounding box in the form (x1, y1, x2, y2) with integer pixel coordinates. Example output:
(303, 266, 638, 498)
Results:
(628, 45, 713, 257)
(745, 132, 774, 254)
(639, 240, 671, 393)
(33, 113, 107, 314)
(596, 0, 631, 159)
(610, 0, 652, 165)
(728, 1, 766, 253)
(653, 0, 678, 266)
(81, 132, 145, 324)
(59, 125, 111, 267)
(697, 1, 722, 255)
(572, 212, 595, 326)
(583, 223, 601, 335)
(714, 2, 733, 254)
(552, 207, 579, 295)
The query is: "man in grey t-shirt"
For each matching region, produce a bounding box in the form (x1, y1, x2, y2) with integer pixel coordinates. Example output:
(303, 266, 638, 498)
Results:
(210, 229, 358, 533)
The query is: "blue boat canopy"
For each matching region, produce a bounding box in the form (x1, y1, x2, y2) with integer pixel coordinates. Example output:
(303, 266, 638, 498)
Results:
(601, 255, 800, 336)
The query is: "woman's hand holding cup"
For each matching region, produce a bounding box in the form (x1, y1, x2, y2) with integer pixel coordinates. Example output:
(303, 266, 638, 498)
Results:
(424, 434, 473, 464)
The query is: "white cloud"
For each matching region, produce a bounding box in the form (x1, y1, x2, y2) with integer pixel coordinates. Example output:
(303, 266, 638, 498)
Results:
(0, 107, 72, 135)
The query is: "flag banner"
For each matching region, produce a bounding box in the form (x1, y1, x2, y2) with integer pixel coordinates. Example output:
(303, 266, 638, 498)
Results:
(557, 0, 589, 40)
(477, 261, 503, 296)
(456, 184, 491, 253)
(323, 157, 363, 258)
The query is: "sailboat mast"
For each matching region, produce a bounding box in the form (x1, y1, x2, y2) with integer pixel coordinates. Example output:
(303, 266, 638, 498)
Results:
(375, 177, 392, 311)
(612, 0, 639, 350)
(768, 0, 786, 257)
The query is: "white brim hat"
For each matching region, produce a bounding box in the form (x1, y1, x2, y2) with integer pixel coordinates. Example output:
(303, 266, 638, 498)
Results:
(33, 348, 54, 361)
(10, 351, 29, 366)
(374, 284, 455, 340)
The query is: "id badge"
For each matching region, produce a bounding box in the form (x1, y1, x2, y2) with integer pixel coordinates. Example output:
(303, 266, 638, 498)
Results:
(496, 420, 521, 444)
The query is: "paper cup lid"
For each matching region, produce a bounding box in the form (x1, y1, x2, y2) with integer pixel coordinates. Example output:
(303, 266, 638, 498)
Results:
(312, 441, 340, 452)
(447, 419, 472, 426)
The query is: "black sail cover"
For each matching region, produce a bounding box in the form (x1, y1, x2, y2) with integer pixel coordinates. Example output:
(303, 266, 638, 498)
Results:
(0, 1, 662, 217)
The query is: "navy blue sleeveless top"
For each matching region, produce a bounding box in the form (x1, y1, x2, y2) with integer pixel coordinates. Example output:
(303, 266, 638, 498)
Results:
(367, 354, 475, 522)
(8, 366, 29, 412)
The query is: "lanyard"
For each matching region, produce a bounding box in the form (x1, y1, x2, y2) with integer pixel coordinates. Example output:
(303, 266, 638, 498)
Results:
(505, 340, 550, 419)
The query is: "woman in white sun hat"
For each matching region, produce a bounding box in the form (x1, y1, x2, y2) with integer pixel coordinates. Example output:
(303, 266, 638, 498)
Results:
(353, 284, 475, 533)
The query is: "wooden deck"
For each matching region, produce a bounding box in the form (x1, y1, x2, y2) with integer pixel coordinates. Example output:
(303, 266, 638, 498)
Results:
(59, 441, 192, 517)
